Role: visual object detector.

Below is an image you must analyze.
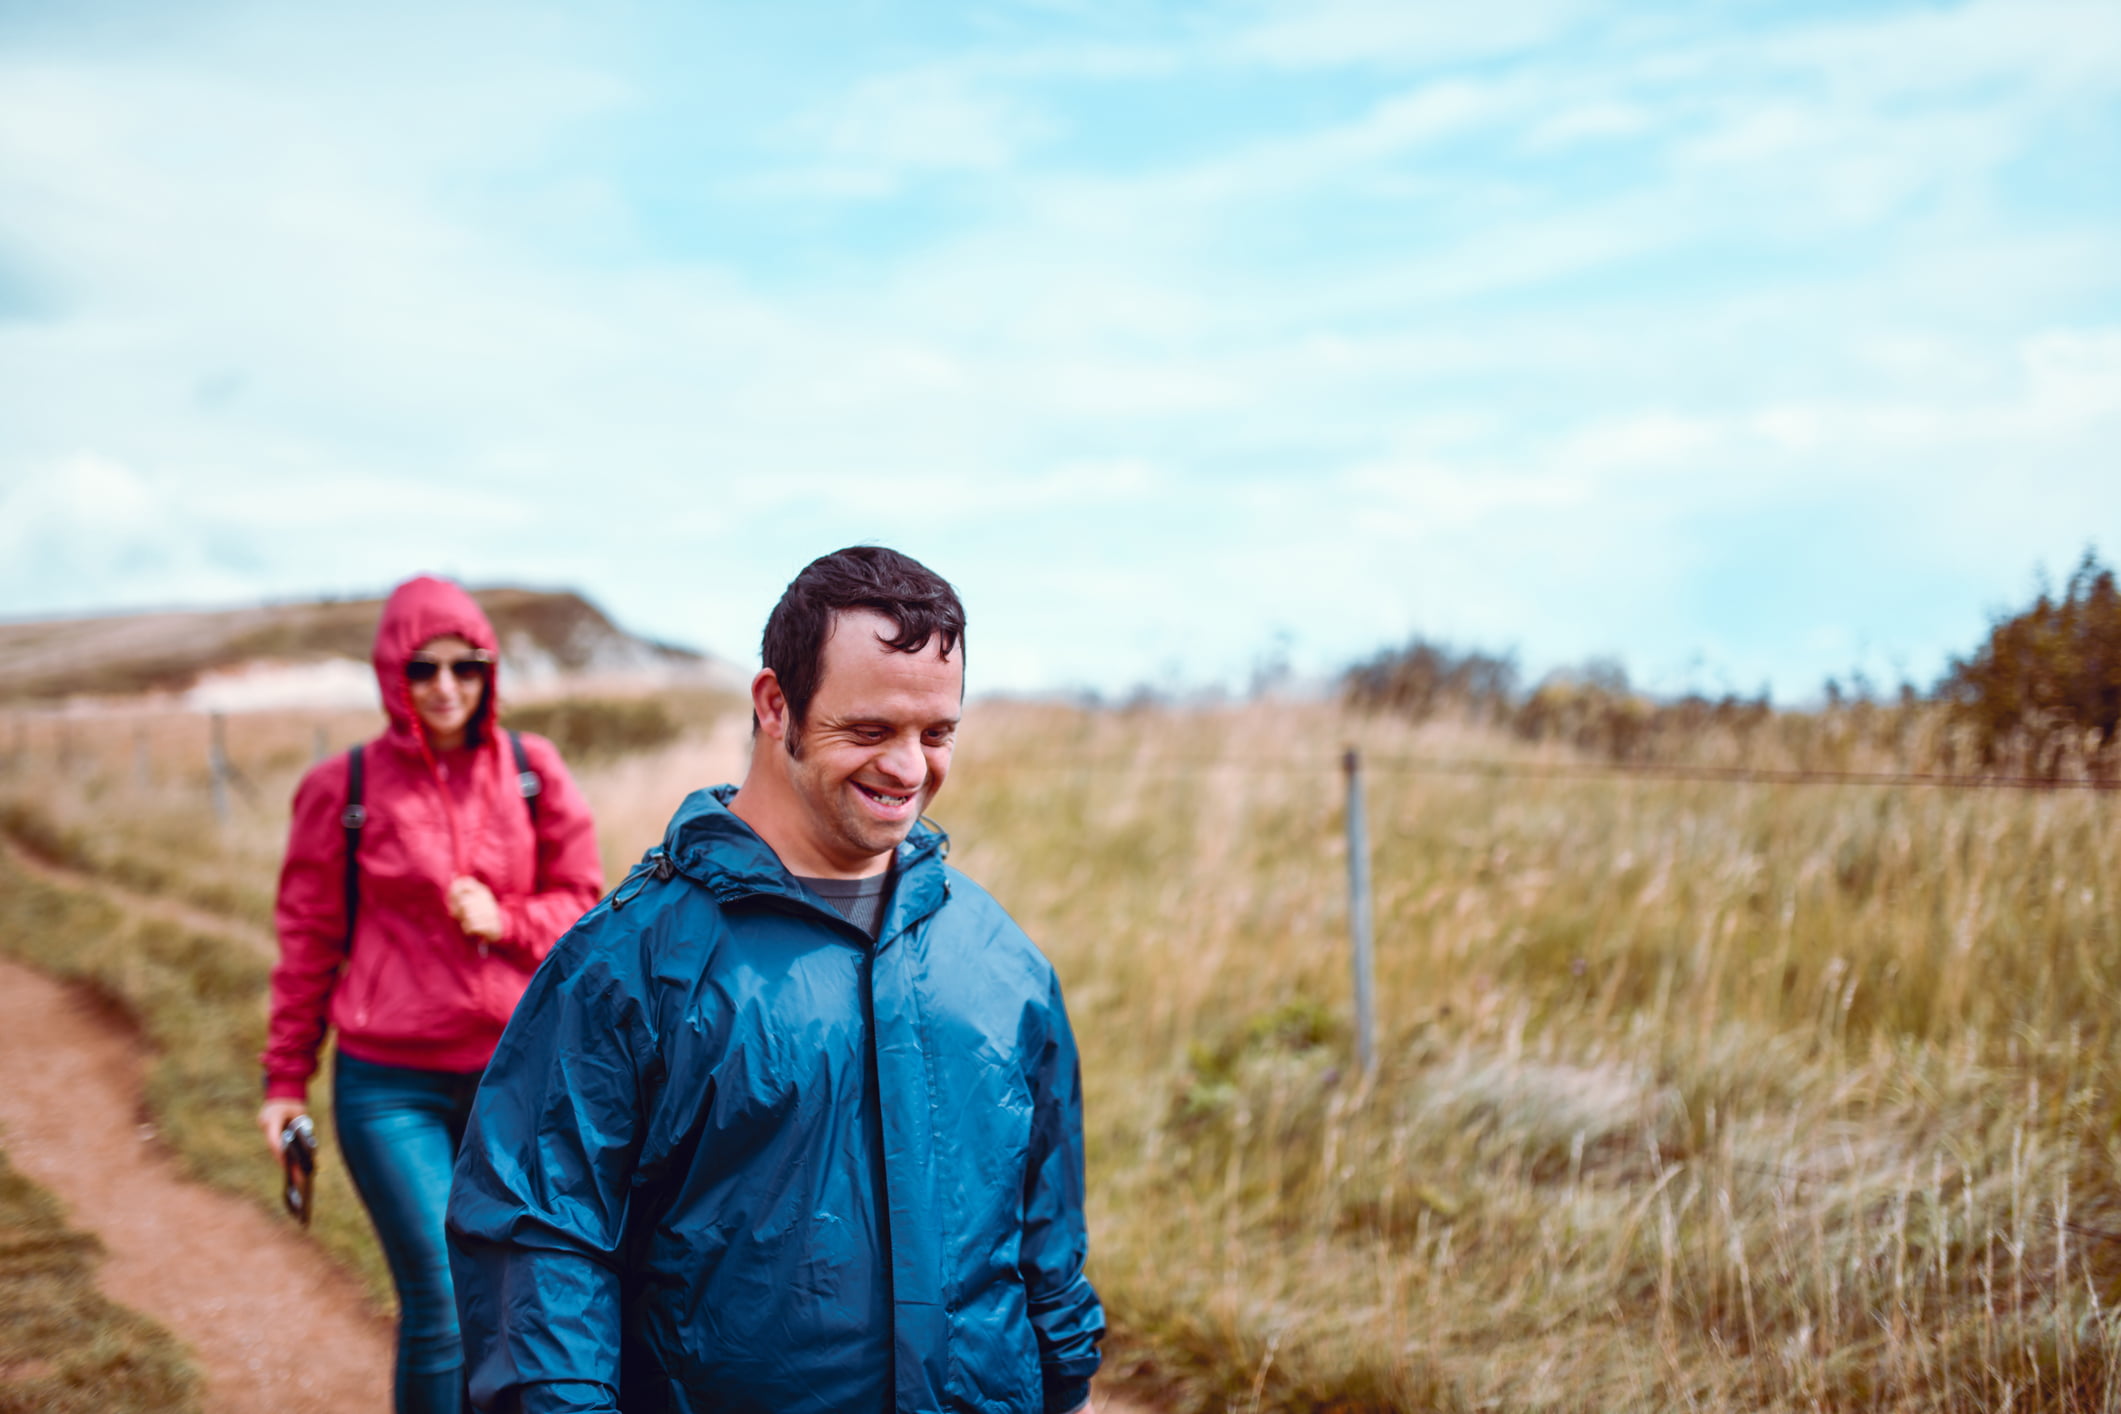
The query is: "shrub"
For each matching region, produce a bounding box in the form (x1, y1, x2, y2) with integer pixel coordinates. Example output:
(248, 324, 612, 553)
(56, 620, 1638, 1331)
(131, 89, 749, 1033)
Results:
(1939, 548, 2121, 779)
(503, 696, 682, 762)
(1342, 639, 1518, 723)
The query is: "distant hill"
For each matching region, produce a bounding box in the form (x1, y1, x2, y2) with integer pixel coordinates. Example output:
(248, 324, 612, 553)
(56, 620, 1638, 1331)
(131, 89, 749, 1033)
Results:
(0, 588, 738, 706)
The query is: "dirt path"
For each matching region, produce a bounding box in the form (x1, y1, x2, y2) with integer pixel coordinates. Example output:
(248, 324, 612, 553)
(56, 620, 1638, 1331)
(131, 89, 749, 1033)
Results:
(0, 956, 394, 1414)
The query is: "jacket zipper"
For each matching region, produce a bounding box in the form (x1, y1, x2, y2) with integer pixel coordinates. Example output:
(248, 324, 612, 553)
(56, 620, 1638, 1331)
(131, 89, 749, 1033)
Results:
(860, 933, 900, 1411)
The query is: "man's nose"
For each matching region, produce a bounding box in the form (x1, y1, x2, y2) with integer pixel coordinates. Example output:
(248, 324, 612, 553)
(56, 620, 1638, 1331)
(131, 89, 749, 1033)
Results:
(876, 735, 925, 785)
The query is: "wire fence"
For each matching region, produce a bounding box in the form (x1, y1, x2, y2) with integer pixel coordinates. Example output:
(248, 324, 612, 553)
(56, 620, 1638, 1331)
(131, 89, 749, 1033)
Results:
(966, 751, 2121, 793)
(8, 705, 2118, 799)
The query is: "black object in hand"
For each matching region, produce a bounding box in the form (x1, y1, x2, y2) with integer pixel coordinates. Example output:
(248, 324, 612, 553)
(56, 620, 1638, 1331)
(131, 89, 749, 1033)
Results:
(281, 1114, 317, 1226)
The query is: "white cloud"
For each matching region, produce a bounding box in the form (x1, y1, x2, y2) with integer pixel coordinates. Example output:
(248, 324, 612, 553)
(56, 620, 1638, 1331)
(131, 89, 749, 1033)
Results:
(2017, 328, 2121, 423)
(1345, 465, 1588, 540)
(1756, 0, 2121, 100)
(798, 67, 1053, 180)
(1, 455, 158, 536)
(1227, 0, 1590, 70)
(0, 454, 256, 611)
(1523, 99, 1653, 151)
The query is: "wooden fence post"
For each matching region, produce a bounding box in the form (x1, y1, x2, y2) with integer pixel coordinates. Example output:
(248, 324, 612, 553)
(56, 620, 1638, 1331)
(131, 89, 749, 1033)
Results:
(1343, 746, 1377, 1075)
(209, 713, 231, 825)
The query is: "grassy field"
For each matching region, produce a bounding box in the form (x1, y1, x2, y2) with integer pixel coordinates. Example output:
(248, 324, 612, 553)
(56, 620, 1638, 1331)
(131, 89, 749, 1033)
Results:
(3, 698, 2119, 1410)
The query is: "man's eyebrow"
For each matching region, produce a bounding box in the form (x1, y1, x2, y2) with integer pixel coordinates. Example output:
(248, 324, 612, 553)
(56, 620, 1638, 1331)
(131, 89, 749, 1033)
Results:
(821, 711, 960, 728)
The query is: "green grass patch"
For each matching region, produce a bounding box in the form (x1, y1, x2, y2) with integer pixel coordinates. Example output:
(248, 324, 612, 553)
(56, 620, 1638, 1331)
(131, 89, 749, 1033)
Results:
(0, 800, 275, 932)
(0, 1146, 201, 1414)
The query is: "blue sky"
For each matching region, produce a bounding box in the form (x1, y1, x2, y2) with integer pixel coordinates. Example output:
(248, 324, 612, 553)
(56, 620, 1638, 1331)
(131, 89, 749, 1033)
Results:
(1, 1, 2116, 700)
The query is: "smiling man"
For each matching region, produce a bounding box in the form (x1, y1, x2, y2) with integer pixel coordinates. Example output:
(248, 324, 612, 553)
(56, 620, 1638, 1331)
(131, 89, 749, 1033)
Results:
(446, 547, 1105, 1414)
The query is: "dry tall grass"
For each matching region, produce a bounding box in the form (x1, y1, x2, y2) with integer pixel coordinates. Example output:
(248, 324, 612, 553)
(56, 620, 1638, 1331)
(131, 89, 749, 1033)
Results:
(4, 697, 2118, 1411)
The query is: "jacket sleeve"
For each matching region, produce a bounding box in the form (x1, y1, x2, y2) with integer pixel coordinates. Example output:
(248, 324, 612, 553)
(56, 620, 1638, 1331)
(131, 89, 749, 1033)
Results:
(261, 755, 354, 1101)
(447, 913, 651, 1414)
(1020, 970, 1105, 1414)
(494, 733, 604, 966)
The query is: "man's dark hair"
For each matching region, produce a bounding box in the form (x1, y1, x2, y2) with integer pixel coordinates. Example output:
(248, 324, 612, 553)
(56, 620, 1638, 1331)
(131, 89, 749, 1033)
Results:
(757, 546, 966, 750)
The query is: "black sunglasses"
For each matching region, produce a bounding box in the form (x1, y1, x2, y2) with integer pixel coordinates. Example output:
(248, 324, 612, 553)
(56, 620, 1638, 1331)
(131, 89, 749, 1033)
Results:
(405, 654, 494, 683)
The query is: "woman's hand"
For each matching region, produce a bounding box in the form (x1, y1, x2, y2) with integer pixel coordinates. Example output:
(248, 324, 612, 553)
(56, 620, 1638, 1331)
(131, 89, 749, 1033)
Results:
(447, 876, 505, 942)
(258, 1098, 308, 1160)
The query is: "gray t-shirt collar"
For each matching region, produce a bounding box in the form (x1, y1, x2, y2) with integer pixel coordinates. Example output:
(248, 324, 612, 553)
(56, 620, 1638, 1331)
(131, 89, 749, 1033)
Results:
(793, 866, 895, 941)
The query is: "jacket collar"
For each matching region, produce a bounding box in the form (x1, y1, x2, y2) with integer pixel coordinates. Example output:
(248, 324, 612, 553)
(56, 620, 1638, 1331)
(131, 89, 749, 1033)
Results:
(657, 785, 950, 940)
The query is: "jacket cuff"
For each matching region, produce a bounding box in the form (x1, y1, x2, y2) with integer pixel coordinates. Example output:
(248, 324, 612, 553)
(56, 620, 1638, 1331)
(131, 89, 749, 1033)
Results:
(1043, 1374, 1091, 1414)
(494, 898, 541, 962)
(263, 1075, 308, 1102)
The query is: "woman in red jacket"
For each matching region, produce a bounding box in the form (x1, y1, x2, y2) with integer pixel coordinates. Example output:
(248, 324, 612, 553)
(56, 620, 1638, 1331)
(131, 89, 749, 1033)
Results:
(257, 575, 603, 1414)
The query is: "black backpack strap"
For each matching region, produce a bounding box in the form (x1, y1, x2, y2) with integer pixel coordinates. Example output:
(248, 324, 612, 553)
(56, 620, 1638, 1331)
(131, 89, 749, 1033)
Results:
(341, 745, 366, 953)
(509, 730, 542, 825)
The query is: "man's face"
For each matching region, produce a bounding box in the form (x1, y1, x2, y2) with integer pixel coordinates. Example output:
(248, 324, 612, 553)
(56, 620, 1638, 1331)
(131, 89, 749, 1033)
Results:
(774, 609, 963, 872)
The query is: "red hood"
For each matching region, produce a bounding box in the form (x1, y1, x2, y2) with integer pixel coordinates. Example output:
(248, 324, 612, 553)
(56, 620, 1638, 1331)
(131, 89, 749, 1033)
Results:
(373, 576, 501, 733)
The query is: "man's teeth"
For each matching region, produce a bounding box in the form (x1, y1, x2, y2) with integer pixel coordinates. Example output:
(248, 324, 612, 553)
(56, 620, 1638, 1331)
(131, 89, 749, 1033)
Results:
(858, 785, 912, 804)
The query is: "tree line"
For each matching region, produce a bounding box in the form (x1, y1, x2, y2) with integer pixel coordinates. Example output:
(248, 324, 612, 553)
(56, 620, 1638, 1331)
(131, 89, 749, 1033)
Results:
(1344, 549, 2120, 782)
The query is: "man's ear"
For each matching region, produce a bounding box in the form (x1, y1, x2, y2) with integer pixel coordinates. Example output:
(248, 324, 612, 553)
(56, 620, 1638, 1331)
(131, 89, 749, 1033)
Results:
(751, 670, 790, 743)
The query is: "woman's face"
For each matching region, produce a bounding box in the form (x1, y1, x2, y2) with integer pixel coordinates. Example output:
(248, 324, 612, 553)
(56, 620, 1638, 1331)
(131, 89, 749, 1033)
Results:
(406, 633, 489, 748)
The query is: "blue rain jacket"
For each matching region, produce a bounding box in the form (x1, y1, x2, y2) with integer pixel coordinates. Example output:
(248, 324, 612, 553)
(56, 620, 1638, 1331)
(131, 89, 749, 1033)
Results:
(447, 786, 1104, 1414)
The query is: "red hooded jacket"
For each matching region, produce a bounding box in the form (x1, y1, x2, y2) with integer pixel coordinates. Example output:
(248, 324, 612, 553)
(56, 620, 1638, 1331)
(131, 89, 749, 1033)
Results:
(262, 577, 604, 1099)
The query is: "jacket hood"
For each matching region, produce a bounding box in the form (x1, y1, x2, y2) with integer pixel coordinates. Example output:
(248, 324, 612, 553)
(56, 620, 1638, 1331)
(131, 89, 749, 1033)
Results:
(373, 575, 501, 732)
(646, 785, 949, 922)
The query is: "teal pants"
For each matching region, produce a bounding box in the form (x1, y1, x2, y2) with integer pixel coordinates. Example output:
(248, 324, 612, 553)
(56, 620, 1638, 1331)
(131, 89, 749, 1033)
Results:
(333, 1050, 483, 1414)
